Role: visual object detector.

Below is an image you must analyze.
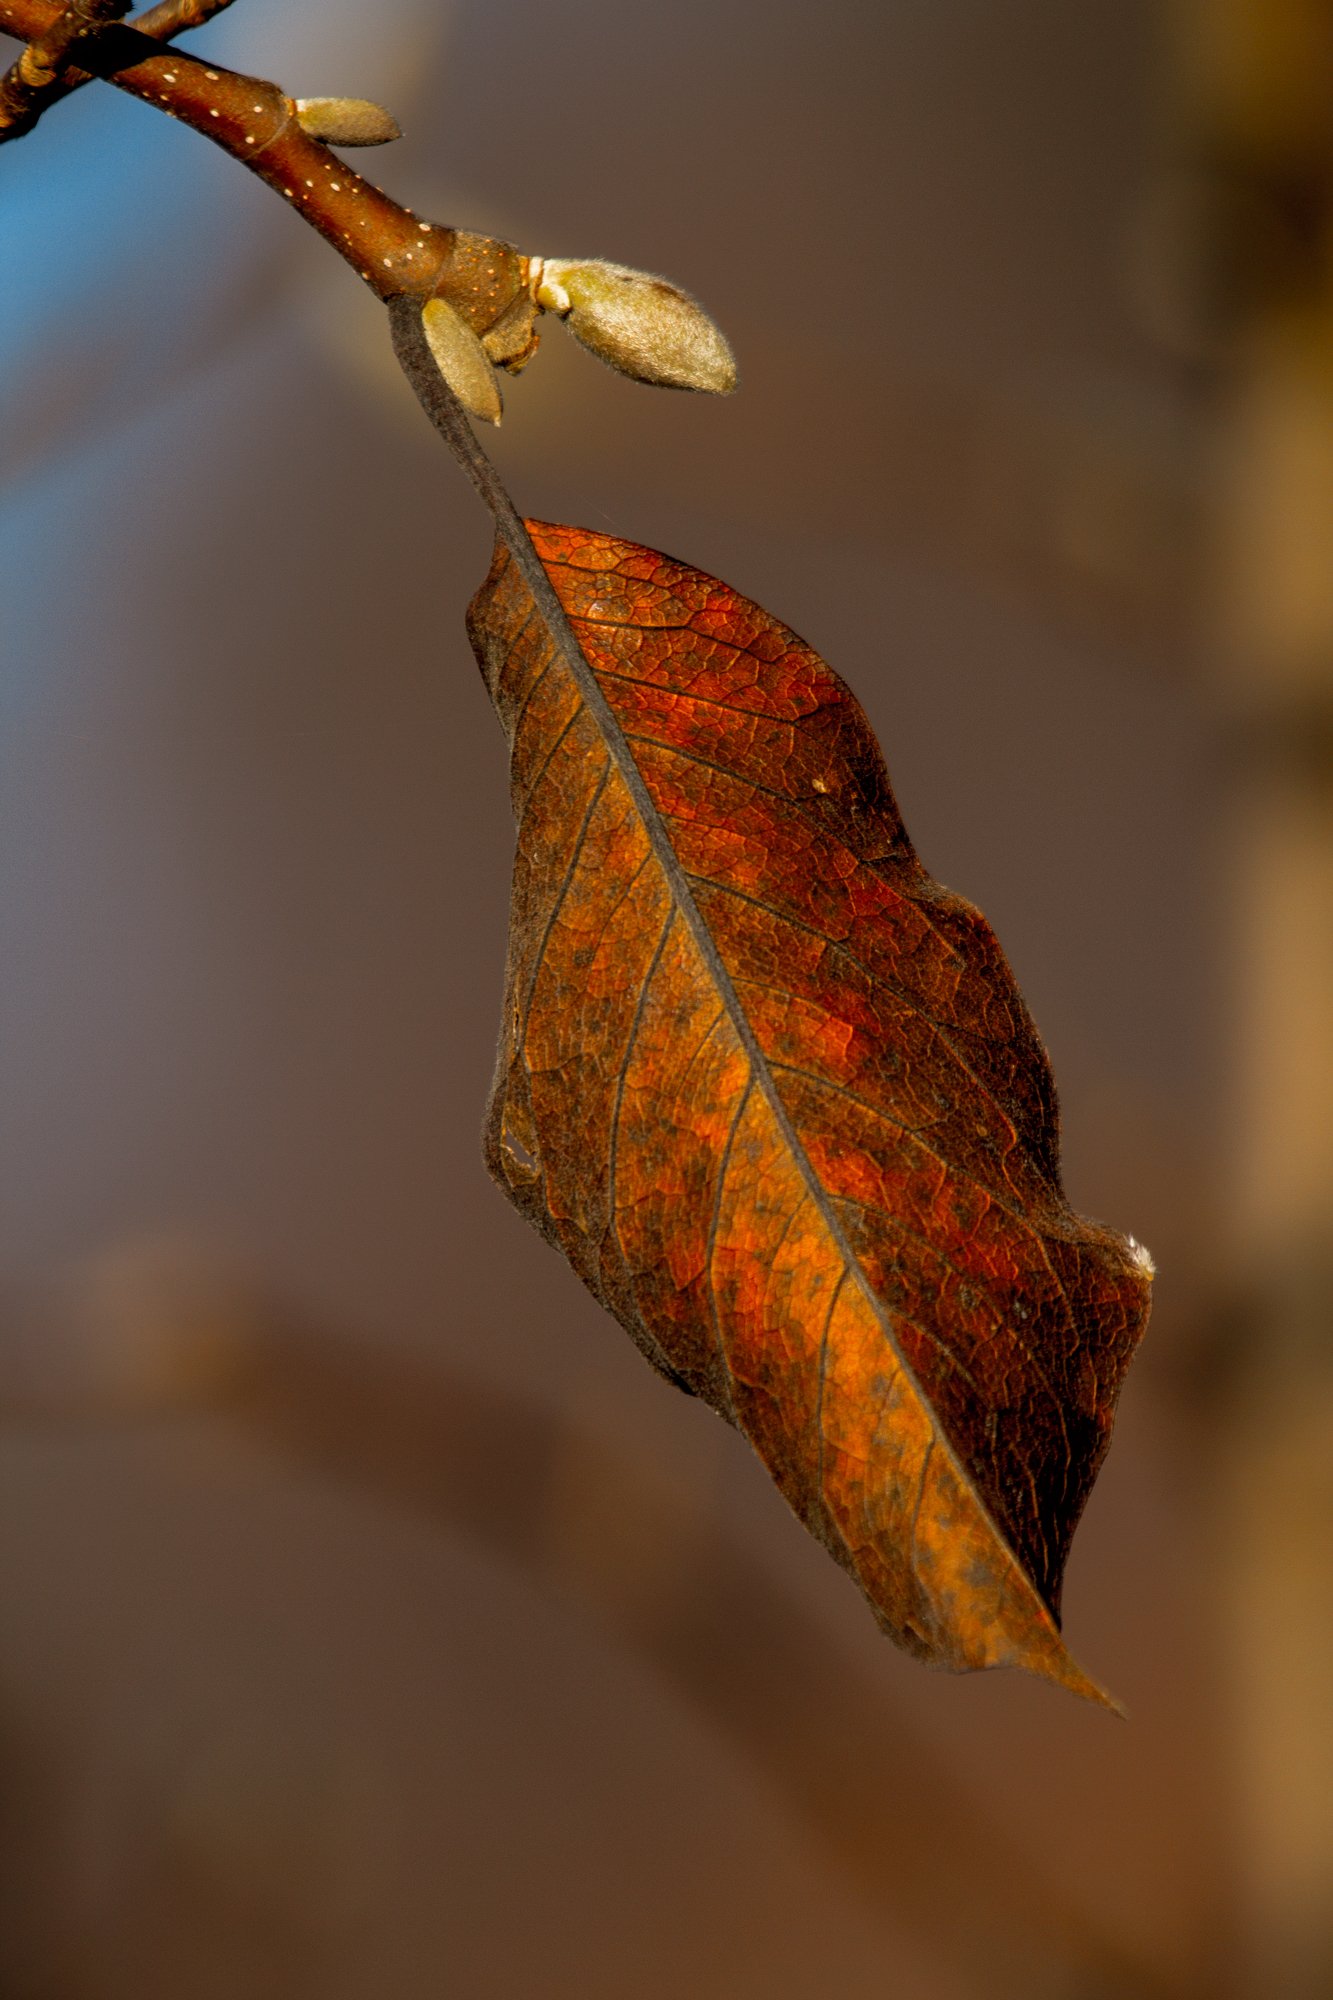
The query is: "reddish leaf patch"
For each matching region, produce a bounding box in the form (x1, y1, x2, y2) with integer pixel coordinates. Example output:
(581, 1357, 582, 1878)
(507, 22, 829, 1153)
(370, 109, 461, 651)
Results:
(467, 521, 1151, 1701)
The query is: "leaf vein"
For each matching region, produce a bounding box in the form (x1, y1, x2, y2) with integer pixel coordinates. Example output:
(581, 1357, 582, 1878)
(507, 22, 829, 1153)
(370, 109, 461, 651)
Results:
(517, 756, 611, 1047)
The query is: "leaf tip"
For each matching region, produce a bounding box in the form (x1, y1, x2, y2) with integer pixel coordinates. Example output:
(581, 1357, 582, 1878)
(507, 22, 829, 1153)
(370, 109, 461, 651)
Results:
(1026, 1641, 1126, 1716)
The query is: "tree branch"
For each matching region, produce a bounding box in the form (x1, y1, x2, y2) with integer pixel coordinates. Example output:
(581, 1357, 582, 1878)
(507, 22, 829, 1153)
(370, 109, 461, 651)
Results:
(0, 0, 127, 135)
(0, 0, 237, 135)
(134, 0, 232, 32)
(0, 0, 539, 362)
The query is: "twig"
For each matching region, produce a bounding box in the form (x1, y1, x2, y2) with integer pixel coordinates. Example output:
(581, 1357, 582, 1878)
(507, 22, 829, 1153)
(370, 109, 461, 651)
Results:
(135, 0, 232, 32)
(0, 0, 126, 135)
(0, 0, 238, 136)
(0, 0, 539, 360)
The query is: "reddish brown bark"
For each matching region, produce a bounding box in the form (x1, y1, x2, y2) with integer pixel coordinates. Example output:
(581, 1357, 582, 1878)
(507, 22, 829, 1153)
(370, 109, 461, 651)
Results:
(0, 0, 538, 354)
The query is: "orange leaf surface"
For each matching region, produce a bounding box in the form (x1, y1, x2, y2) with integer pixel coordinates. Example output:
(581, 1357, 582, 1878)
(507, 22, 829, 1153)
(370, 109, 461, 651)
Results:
(467, 521, 1153, 1702)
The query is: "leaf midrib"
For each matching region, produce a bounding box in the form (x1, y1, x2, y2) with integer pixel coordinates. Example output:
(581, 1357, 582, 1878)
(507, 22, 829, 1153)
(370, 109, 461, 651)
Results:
(505, 528, 1060, 1630)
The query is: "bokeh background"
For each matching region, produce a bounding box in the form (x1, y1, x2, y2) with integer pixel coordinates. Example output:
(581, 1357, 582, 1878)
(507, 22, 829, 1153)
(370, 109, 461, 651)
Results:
(2, 1, 1331, 1995)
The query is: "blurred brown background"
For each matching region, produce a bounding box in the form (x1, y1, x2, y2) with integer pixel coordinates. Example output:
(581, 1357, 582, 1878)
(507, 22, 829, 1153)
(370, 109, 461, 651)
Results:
(2, 1, 1331, 1995)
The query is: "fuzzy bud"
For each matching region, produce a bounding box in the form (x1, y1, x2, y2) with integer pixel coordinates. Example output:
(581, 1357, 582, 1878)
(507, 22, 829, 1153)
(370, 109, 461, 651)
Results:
(421, 297, 503, 425)
(532, 258, 736, 394)
(293, 97, 403, 146)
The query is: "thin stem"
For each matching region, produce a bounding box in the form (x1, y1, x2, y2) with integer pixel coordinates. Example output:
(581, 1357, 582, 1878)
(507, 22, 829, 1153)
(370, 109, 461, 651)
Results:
(387, 295, 571, 661)
(135, 0, 233, 31)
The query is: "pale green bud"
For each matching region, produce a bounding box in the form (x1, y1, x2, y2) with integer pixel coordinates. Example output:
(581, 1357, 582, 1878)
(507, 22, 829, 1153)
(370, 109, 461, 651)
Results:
(293, 97, 403, 146)
(532, 257, 736, 395)
(421, 297, 503, 425)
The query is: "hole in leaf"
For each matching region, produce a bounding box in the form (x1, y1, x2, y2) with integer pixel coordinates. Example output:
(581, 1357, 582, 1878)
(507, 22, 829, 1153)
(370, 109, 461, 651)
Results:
(501, 1110, 540, 1180)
